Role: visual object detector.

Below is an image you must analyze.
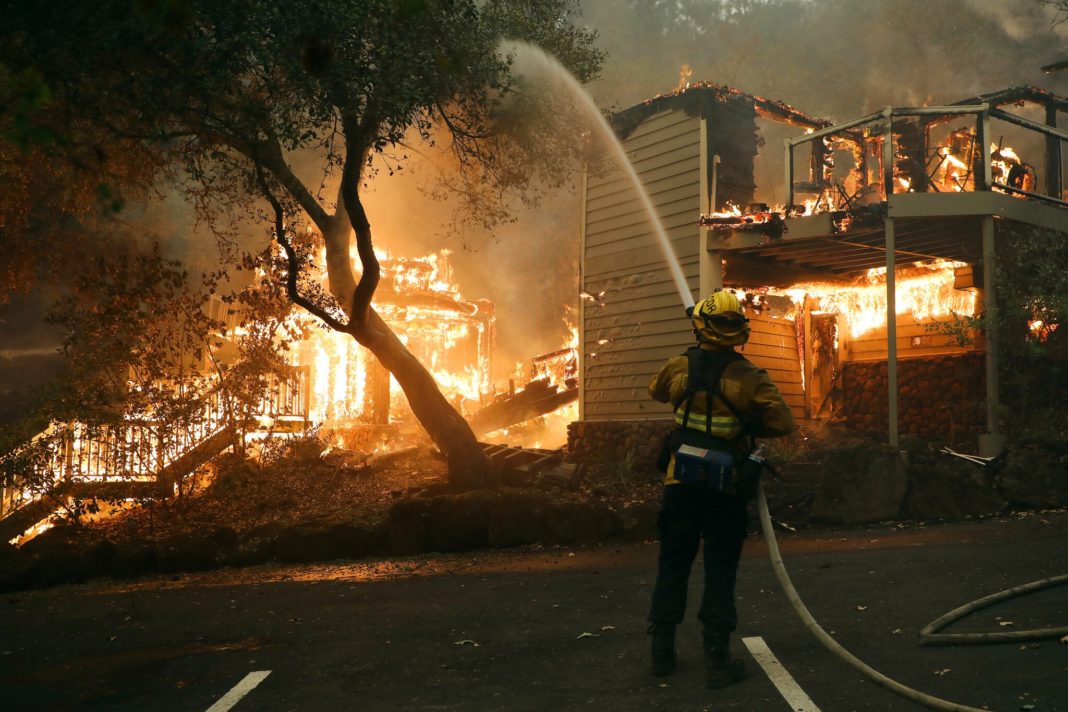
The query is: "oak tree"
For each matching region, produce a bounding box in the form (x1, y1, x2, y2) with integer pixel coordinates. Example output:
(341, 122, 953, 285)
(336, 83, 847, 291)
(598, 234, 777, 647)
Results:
(4, 0, 603, 488)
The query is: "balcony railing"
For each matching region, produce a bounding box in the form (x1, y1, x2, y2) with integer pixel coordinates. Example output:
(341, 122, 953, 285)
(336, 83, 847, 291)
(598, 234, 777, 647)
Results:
(784, 102, 1068, 216)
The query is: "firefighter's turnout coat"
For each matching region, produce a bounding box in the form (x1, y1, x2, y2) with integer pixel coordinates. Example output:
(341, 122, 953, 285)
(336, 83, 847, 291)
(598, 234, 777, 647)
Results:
(648, 344, 797, 485)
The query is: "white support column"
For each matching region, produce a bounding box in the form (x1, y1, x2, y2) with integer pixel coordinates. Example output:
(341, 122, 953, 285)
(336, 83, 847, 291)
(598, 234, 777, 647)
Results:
(882, 108, 899, 447)
(885, 216, 899, 447)
(979, 215, 1004, 456)
(784, 138, 793, 213)
(699, 118, 723, 297)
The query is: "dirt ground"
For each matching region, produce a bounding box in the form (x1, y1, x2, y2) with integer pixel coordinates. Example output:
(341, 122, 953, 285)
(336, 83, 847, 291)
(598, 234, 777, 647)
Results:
(78, 436, 668, 552)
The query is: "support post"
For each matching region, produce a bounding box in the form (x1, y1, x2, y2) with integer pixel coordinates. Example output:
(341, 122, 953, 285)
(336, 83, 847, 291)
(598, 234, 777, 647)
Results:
(1046, 101, 1063, 199)
(710, 153, 721, 213)
(578, 164, 588, 421)
(784, 138, 794, 213)
(302, 365, 312, 427)
(979, 215, 1004, 457)
(803, 296, 813, 420)
(699, 119, 723, 296)
(885, 216, 899, 447)
(882, 107, 894, 201)
(977, 103, 992, 191)
(882, 108, 900, 447)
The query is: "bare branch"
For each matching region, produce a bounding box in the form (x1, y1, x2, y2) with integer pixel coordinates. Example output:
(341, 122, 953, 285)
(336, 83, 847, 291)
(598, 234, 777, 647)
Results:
(253, 165, 353, 335)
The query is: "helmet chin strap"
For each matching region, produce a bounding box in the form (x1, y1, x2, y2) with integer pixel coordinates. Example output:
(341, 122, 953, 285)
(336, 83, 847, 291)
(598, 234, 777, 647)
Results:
(687, 305, 702, 342)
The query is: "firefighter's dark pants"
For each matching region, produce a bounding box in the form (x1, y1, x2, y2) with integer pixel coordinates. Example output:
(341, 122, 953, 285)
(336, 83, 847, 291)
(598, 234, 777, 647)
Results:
(647, 484, 749, 634)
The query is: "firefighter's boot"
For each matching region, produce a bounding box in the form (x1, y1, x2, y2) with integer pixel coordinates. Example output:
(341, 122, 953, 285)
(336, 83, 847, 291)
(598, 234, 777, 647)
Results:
(703, 630, 746, 689)
(648, 623, 677, 676)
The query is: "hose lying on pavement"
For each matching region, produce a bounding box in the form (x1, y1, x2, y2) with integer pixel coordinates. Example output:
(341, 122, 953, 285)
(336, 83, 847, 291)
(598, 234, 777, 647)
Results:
(755, 484, 989, 712)
(918, 573, 1068, 645)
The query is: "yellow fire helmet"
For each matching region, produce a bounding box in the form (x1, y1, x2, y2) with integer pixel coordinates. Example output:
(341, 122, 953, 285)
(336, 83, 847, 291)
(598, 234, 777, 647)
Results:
(691, 289, 750, 347)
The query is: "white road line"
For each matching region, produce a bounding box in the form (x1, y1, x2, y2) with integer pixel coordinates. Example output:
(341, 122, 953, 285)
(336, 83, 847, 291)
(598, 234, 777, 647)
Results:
(742, 636, 821, 712)
(206, 671, 272, 712)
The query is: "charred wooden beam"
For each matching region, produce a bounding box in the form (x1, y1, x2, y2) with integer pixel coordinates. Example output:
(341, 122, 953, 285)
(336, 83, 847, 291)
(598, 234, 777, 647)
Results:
(476, 442, 573, 486)
(1043, 59, 1068, 74)
(467, 381, 578, 436)
(375, 290, 481, 315)
(952, 85, 1068, 113)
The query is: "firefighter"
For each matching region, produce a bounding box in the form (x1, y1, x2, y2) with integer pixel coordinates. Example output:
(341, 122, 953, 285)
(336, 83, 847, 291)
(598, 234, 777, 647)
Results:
(646, 289, 796, 689)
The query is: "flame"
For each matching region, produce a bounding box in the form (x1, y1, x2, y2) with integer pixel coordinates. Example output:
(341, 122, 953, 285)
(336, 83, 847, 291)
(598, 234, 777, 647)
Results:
(297, 249, 493, 426)
(781, 260, 976, 339)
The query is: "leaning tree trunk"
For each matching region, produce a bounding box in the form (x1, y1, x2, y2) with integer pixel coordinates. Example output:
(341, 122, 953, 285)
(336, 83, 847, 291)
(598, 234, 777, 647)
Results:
(321, 199, 492, 490)
(256, 140, 493, 490)
(354, 309, 491, 489)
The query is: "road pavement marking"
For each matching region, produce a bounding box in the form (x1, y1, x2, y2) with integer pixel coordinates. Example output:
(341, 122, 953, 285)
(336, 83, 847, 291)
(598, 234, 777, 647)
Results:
(206, 671, 272, 712)
(742, 636, 821, 712)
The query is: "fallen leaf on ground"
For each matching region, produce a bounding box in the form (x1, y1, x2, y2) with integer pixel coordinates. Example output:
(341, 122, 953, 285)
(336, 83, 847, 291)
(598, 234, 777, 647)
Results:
(999, 620, 1015, 627)
(600, 625, 615, 631)
(577, 632, 599, 639)
(453, 640, 480, 647)
(856, 605, 868, 611)
(933, 668, 951, 676)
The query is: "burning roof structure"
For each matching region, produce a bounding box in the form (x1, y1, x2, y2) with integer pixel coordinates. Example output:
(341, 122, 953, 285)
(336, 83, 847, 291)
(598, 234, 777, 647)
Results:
(579, 82, 1068, 456)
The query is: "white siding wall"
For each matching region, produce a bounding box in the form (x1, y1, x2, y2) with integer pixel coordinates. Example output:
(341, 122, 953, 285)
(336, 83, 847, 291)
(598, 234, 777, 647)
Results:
(581, 110, 702, 420)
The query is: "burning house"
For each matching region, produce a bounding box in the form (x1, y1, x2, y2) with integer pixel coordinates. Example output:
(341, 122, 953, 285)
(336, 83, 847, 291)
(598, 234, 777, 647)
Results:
(298, 250, 494, 432)
(296, 248, 577, 450)
(570, 83, 1068, 463)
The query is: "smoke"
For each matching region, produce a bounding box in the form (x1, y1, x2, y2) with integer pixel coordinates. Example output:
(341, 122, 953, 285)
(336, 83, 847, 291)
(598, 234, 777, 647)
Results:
(357, 146, 582, 382)
(965, 0, 1068, 41)
(581, 0, 1066, 121)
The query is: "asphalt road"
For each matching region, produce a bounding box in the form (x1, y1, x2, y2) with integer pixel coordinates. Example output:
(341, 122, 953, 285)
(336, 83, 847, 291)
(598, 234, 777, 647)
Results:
(2, 511, 1067, 712)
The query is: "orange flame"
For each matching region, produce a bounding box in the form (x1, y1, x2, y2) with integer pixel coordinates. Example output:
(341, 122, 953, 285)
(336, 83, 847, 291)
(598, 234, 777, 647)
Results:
(782, 260, 977, 339)
(297, 249, 493, 426)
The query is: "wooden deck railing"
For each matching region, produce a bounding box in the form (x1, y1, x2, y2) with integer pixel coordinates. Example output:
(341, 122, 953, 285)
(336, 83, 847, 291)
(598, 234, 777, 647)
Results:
(0, 367, 310, 526)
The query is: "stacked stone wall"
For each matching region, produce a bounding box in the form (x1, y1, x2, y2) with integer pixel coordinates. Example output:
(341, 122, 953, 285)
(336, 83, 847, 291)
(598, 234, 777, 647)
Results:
(840, 352, 986, 440)
(566, 419, 674, 469)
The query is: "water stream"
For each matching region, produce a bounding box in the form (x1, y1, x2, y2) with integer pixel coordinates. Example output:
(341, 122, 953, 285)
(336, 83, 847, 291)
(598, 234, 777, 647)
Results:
(507, 41, 695, 310)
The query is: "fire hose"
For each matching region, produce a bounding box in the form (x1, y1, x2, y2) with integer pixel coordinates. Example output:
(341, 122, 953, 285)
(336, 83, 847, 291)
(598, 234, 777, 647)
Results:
(756, 483, 1068, 712)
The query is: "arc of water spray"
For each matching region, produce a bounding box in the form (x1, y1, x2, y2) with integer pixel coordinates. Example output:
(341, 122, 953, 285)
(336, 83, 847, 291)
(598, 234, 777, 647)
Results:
(504, 41, 694, 310)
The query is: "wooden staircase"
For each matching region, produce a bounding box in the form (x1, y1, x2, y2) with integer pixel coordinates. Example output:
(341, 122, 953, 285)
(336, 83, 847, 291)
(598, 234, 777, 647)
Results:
(0, 370, 308, 543)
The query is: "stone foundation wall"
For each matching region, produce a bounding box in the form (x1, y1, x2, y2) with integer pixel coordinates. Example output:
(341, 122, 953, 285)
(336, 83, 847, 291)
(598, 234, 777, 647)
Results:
(840, 352, 986, 440)
(566, 419, 674, 469)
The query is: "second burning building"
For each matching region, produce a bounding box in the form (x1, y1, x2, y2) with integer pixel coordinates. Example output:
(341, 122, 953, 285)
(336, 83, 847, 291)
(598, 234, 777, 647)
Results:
(575, 82, 1068, 460)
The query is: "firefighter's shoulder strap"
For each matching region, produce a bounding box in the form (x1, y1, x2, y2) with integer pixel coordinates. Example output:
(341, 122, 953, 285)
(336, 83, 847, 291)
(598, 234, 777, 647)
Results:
(677, 347, 745, 434)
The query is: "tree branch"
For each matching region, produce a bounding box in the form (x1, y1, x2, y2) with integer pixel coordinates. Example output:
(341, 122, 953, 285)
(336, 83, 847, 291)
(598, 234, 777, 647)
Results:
(249, 135, 333, 232)
(339, 117, 379, 330)
(253, 165, 353, 335)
